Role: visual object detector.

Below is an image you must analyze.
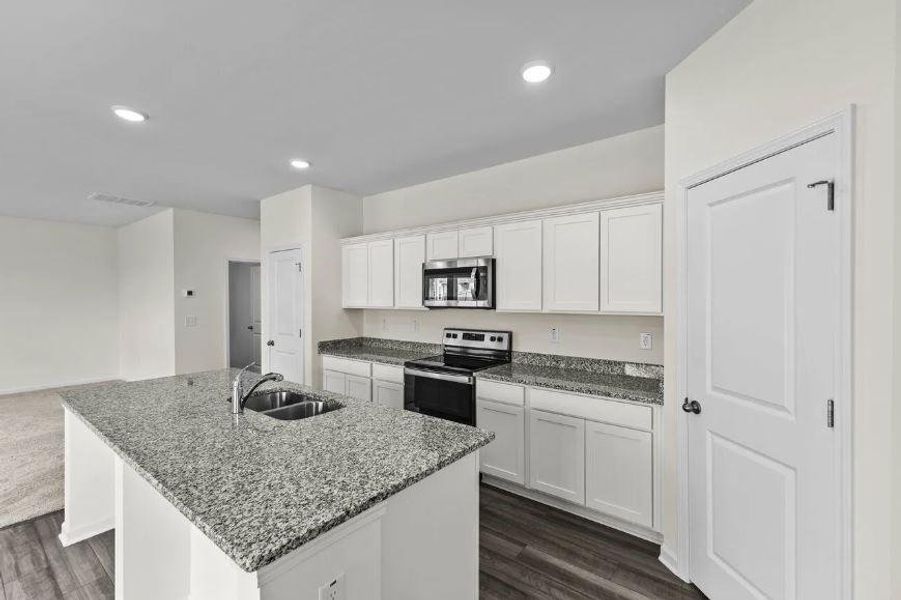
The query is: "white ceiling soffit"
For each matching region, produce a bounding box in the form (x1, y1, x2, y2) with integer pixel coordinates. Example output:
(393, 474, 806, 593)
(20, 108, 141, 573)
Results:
(0, 0, 749, 226)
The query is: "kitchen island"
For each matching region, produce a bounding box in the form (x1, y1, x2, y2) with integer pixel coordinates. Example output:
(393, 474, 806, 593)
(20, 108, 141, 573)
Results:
(58, 369, 492, 600)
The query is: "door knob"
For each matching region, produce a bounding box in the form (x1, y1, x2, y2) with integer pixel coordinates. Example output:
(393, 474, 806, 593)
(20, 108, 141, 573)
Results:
(682, 397, 702, 414)
(247, 325, 254, 330)
(266, 340, 275, 347)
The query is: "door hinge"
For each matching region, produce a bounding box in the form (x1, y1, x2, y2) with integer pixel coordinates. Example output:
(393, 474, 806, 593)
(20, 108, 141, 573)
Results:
(807, 179, 835, 211)
(296, 262, 302, 272)
(298, 328, 303, 338)
(827, 399, 835, 428)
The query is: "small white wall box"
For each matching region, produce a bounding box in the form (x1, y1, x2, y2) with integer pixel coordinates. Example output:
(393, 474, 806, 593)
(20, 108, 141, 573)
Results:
(182, 289, 195, 298)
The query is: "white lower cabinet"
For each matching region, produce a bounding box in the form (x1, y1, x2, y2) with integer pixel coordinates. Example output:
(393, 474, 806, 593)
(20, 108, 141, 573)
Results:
(585, 421, 653, 527)
(345, 374, 372, 402)
(373, 379, 404, 409)
(323, 370, 347, 394)
(476, 399, 525, 485)
(528, 409, 585, 505)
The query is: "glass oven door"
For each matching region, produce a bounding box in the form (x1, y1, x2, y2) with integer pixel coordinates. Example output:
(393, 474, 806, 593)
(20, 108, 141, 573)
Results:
(403, 368, 475, 425)
(422, 258, 494, 308)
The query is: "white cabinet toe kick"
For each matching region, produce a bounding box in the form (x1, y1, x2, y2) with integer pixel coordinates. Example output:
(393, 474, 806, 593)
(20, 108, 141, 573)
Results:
(476, 379, 662, 543)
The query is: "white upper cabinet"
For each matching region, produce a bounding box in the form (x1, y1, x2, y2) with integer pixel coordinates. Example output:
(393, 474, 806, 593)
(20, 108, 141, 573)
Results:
(495, 219, 543, 311)
(542, 212, 600, 312)
(367, 239, 395, 308)
(341, 243, 368, 307)
(600, 204, 662, 314)
(426, 231, 459, 261)
(394, 235, 425, 309)
(458, 226, 493, 257)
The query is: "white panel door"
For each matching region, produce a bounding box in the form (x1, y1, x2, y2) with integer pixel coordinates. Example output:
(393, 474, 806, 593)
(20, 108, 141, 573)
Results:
(367, 240, 395, 308)
(373, 380, 404, 409)
(342, 243, 369, 307)
(528, 409, 585, 504)
(323, 370, 346, 395)
(476, 399, 525, 485)
(495, 219, 543, 311)
(426, 231, 459, 260)
(394, 235, 425, 309)
(458, 226, 493, 257)
(345, 374, 372, 402)
(543, 212, 600, 312)
(250, 265, 262, 365)
(585, 421, 653, 527)
(600, 203, 662, 313)
(267, 248, 304, 384)
(686, 134, 840, 600)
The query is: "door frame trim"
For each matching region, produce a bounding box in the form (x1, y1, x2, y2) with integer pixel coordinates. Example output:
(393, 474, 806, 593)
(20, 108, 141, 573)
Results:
(670, 107, 854, 599)
(223, 258, 262, 370)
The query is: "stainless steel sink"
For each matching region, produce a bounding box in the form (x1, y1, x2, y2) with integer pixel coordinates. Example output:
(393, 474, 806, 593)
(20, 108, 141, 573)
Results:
(230, 390, 341, 421)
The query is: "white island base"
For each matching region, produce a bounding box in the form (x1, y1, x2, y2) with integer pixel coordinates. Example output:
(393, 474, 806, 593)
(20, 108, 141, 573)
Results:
(59, 409, 479, 600)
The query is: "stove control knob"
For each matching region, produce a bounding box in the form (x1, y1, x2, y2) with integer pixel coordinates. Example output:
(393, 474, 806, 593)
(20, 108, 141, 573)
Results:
(445, 333, 452, 338)
(489, 336, 497, 342)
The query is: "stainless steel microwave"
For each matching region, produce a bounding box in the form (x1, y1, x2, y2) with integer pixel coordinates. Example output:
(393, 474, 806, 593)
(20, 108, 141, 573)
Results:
(422, 257, 495, 309)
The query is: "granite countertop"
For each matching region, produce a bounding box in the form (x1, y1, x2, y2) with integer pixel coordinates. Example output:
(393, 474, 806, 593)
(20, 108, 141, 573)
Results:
(59, 369, 492, 572)
(477, 354, 664, 406)
(318, 337, 439, 366)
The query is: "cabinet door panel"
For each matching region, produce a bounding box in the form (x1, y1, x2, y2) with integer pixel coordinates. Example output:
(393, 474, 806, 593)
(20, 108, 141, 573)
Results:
(543, 212, 599, 312)
(586, 421, 653, 527)
(528, 409, 585, 504)
(394, 235, 425, 308)
(323, 370, 346, 395)
(600, 204, 662, 313)
(426, 231, 459, 260)
(495, 220, 543, 311)
(458, 226, 493, 257)
(341, 243, 369, 307)
(374, 380, 404, 409)
(368, 240, 395, 308)
(345, 374, 372, 402)
(476, 400, 525, 484)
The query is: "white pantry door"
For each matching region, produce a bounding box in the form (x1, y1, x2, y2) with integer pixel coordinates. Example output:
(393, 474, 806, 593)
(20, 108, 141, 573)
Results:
(267, 248, 304, 384)
(686, 134, 840, 600)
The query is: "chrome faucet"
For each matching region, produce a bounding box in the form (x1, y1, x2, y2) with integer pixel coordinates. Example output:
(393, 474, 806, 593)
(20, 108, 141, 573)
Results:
(232, 362, 284, 414)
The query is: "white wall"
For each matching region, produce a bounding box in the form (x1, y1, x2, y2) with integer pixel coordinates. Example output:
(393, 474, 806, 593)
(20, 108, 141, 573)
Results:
(173, 209, 260, 374)
(0, 216, 119, 394)
(259, 185, 363, 385)
(664, 0, 896, 596)
(360, 125, 665, 363)
(118, 210, 176, 381)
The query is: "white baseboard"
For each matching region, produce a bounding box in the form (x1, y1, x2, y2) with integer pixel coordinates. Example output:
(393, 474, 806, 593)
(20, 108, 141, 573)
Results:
(659, 543, 690, 582)
(482, 475, 662, 544)
(58, 517, 114, 547)
(0, 376, 118, 397)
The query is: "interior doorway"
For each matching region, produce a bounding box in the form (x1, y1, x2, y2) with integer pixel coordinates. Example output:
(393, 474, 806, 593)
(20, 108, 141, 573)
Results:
(228, 261, 262, 370)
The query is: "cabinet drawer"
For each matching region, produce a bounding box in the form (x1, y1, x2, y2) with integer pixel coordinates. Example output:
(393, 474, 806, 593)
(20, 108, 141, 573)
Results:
(476, 379, 525, 407)
(321, 355, 371, 378)
(529, 387, 652, 431)
(372, 362, 404, 384)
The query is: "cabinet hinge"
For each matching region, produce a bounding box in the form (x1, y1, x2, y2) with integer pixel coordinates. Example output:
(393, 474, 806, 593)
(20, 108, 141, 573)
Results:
(807, 179, 835, 211)
(827, 399, 835, 428)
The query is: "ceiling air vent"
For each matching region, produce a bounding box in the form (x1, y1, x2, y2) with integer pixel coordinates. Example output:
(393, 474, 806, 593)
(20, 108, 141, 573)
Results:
(88, 192, 155, 208)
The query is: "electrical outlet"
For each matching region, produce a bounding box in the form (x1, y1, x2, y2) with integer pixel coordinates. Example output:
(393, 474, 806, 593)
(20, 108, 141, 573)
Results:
(412, 318, 420, 333)
(318, 573, 345, 600)
(550, 327, 560, 343)
(640, 332, 653, 350)
(381, 317, 388, 332)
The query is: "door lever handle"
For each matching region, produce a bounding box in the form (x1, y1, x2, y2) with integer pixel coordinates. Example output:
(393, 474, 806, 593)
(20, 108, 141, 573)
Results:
(266, 340, 275, 347)
(682, 397, 702, 415)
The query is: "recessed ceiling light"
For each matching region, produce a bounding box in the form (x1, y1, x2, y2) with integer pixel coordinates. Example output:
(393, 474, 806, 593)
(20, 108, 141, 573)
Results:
(290, 159, 311, 170)
(111, 105, 148, 123)
(521, 61, 553, 84)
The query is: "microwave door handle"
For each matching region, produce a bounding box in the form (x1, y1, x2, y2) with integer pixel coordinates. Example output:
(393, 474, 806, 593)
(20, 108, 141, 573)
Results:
(471, 268, 479, 300)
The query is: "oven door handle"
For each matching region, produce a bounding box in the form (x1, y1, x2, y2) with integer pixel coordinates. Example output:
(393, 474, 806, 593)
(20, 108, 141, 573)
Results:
(405, 368, 473, 385)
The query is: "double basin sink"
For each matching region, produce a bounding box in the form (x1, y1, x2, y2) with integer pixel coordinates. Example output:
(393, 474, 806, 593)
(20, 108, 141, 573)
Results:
(238, 390, 341, 421)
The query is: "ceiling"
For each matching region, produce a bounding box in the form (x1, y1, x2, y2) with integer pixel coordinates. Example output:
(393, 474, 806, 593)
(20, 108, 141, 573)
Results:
(0, 0, 749, 226)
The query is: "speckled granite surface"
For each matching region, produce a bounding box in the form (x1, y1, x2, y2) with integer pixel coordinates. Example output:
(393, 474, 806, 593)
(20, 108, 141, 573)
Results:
(59, 369, 492, 572)
(478, 352, 663, 405)
(318, 337, 439, 366)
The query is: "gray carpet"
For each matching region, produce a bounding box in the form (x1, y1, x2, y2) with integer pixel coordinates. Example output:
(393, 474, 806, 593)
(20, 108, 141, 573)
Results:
(0, 383, 115, 529)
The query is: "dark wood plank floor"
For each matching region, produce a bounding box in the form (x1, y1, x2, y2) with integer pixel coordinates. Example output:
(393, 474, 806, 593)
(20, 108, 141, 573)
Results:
(0, 485, 703, 599)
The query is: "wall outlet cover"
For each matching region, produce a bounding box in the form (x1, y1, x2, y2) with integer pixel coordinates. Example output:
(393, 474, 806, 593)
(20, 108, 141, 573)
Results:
(318, 573, 345, 600)
(550, 327, 560, 343)
(639, 332, 653, 350)
(185, 315, 198, 328)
